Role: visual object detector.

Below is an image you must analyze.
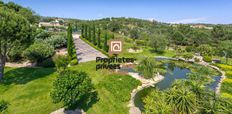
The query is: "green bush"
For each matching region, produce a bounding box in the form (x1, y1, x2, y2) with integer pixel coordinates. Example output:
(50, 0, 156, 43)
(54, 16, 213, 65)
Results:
(124, 38, 133, 43)
(185, 46, 195, 52)
(23, 40, 55, 63)
(70, 59, 78, 66)
(45, 34, 67, 49)
(54, 55, 69, 73)
(135, 40, 145, 46)
(130, 43, 140, 51)
(35, 30, 51, 39)
(0, 100, 9, 113)
(8, 45, 26, 62)
(8, 40, 32, 62)
(50, 71, 95, 109)
(38, 58, 55, 68)
(182, 53, 193, 60)
(194, 58, 200, 62)
(203, 56, 212, 62)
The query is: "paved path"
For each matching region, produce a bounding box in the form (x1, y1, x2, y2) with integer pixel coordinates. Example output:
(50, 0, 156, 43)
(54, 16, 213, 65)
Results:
(73, 34, 107, 63)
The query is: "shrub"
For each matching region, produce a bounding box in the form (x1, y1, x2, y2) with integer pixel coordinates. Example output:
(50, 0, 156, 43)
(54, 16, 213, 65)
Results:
(194, 58, 200, 62)
(0, 100, 9, 113)
(203, 56, 212, 62)
(54, 55, 69, 73)
(70, 59, 78, 66)
(35, 30, 51, 39)
(135, 40, 145, 46)
(182, 53, 193, 60)
(124, 37, 133, 43)
(50, 71, 95, 109)
(45, 34, 67, 49)
(130, 43, 140, 51)
(8, 45, 26, 62)
(8, 40, 31, 62)
(23, 40, 55, 63)
(137, 57, 156, 79)
(185, 46, 195, 52)
(38, 58, 55, 68)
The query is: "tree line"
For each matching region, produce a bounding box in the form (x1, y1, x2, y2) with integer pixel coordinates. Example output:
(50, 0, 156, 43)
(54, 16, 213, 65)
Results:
(81, 23, 111, 52)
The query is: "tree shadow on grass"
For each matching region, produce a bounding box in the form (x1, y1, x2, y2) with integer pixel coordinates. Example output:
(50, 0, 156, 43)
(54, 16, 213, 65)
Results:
(149, 49, 165, 54)
(67, 91, 99, 112)
(1, 67, 55, 85)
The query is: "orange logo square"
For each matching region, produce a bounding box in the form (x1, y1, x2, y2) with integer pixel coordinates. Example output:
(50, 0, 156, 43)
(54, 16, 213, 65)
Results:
(109, 39, 123, 54)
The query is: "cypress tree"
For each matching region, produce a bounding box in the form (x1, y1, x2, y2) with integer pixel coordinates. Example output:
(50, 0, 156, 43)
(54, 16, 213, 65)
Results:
(85, 24, 88, 38)
(67, 24, 75, 62)
(97, 28, 101, 48)
(88, 25, 92, 42)
(92, 24, 96, 45)
(104, 32, 108, 52)
(81, 24, 84, 37)
(75, 23, 78, 32)
(112, 34, 115, 39)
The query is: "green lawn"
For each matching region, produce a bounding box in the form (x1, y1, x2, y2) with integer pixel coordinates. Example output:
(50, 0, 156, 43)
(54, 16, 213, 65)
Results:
(0, 61, 141, 114)
(70, 62, 141, 114)
(0, 67, 62, 114)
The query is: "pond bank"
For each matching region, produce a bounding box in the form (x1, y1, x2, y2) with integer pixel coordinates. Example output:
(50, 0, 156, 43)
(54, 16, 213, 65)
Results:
(155, 56, 226, 94)
(115, 65, 164, 114)
(128, 73, 164, 114)
(126, 55, 226, 114)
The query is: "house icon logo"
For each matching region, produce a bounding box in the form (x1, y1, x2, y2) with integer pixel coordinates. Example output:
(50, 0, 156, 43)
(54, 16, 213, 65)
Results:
(109, 39, 123, 54)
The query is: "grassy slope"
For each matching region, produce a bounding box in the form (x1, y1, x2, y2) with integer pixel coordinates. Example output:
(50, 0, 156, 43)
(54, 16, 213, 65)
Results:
(216, 64, 232, 99)
(0, 61, 141, 114)
(116, 33, 176, 60)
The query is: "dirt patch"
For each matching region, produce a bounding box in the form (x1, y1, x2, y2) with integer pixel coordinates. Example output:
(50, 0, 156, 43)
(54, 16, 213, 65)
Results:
(56, 48, 67, 56)
(5, 61, 36, 68)
(127, 48, 143, 53)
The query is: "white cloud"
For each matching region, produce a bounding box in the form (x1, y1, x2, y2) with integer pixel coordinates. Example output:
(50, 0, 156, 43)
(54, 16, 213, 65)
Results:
(170, 18, 207, 24)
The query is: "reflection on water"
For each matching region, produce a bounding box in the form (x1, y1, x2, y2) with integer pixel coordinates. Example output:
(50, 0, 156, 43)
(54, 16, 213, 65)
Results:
(133, 63, 220, 111)
(156, 63, 190, 90)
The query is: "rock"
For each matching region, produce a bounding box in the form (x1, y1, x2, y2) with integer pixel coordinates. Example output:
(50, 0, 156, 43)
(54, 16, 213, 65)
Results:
(50, 108, 85, 114)
(129, 107, 141, 114)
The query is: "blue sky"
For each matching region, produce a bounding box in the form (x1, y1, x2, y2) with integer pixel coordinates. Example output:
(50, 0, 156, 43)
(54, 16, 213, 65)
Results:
(7, 0, 232, 24)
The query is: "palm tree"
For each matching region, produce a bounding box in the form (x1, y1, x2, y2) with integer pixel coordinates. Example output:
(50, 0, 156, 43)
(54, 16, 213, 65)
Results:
(187, 73, 206, 97)
(166, 81, 197, 114)
(137, 57, 156, 79)
(200, 92, 232, 114)
(143, 89, 171, 114)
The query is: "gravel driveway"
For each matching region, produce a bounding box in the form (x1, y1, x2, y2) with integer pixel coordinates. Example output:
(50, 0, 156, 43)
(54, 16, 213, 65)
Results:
(73, 34, 107, 63)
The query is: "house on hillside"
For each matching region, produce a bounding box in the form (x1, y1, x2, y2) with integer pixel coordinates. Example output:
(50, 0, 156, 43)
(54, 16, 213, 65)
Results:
(39, 19, 65, 27)
(191, 24, 213, 30)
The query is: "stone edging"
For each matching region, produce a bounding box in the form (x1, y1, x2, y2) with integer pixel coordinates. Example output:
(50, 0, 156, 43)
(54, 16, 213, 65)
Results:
(126, 71, 164, 114)
(126, 56, 226, 114)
